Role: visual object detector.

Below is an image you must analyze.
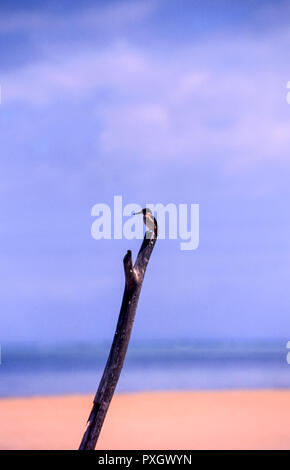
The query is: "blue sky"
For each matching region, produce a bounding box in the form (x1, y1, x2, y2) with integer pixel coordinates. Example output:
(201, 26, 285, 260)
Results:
(1, 0, 290, 343)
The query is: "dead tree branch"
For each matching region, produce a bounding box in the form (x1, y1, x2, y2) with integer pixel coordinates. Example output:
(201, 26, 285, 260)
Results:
(79, 229, 157, 450)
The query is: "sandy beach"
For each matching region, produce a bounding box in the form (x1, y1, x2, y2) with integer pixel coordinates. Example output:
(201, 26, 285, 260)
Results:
(0, 390, 289, 450)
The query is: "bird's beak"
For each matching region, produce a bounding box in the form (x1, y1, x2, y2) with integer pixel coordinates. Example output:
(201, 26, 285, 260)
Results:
(133, 210, 143, 215)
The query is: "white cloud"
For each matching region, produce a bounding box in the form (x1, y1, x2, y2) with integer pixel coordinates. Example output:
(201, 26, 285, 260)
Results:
(2, 4, 290, 173)
(3, 42, 157, 104)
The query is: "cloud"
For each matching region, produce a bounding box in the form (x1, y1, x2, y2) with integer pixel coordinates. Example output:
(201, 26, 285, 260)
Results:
(94, 39, 290, 171)
(3, 44, 153, 104)
(1, 1, 290, 175)
(0, 0, 157, 34)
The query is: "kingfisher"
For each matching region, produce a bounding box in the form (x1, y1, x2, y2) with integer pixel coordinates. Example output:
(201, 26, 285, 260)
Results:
(134, 208, 158, 236)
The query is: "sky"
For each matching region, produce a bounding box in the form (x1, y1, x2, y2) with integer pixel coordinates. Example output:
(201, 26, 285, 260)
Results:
(1, 0, 290, 343)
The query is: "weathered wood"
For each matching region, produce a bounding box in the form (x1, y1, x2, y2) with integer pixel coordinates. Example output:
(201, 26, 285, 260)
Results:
(79, 228, 157, 450)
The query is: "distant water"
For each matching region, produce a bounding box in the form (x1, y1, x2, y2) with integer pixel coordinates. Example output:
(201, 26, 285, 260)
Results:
(0, 340, 290, 397)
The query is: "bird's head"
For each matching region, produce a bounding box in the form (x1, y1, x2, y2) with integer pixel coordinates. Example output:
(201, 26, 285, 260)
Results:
(134, 208, 152, 216)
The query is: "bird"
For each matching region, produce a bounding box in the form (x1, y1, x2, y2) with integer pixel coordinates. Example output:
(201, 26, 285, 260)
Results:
(134, 208, 158, 236)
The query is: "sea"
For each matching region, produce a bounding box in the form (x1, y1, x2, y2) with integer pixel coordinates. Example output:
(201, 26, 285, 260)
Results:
(0, 339, 289, 397)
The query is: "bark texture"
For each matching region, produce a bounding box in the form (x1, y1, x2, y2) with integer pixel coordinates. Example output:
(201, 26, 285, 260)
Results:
(79, 229, 157, 450)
